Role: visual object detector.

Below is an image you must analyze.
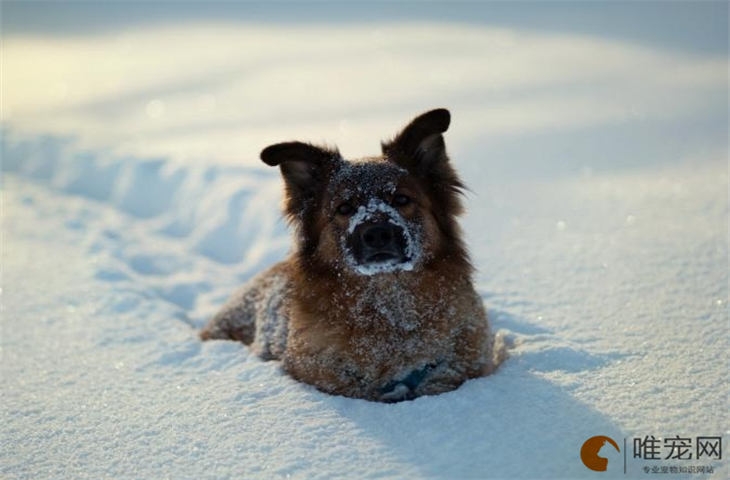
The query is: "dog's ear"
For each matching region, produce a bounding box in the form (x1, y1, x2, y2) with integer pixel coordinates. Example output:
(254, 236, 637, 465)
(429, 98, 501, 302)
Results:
(260, 142, 339, 213)
(382, 108, 451, 175)
(384, 109, 466, 224)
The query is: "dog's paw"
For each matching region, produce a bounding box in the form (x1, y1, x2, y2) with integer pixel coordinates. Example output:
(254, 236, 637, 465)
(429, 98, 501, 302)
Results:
(376, 362, 441, 402)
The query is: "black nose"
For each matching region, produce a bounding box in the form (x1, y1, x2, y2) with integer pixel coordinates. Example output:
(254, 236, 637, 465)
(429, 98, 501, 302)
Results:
(361, 224, 395, 249)
(350, 222, 407, 265)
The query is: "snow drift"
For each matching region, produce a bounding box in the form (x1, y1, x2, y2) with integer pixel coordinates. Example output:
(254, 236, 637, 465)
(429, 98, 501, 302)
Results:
(2, 19, 727, 480)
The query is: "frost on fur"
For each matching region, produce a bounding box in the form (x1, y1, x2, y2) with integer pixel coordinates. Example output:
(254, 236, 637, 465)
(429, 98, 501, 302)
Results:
(201, 263, 290, 360)
(202, 109, 502, 401)
(343, 199, 422, 276)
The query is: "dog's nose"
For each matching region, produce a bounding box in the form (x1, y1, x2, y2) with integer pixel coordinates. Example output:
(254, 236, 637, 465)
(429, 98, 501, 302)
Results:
(360, 223, 395, 249)
(350, 222, 407, 265)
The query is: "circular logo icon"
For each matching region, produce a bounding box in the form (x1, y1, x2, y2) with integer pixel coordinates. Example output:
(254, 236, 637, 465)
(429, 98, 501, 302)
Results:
(581, 436, 620, 471)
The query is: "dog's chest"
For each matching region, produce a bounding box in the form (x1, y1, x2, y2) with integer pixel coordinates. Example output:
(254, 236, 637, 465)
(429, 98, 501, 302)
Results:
(333, 275, 457, 330)
(293, 276, 459, 362)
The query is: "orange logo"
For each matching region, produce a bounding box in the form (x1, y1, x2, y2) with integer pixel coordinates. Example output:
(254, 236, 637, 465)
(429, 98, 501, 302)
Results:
(581, 436, 621, 471)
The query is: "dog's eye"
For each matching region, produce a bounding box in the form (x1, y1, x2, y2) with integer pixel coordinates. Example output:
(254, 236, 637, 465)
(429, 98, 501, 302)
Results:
(336, 203, 354, 216)
(392, 194, 411, 207)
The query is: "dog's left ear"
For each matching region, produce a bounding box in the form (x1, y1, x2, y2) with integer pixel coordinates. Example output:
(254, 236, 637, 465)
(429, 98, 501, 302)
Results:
(382, 108, 451, 175)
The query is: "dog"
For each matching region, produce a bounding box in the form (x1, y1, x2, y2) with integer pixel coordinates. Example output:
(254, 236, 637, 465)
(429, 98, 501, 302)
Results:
(201, 108, 503, 401)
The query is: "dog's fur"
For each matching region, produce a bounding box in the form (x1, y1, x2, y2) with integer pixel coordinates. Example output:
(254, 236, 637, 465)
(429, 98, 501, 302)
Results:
(201, 109, 503, 401)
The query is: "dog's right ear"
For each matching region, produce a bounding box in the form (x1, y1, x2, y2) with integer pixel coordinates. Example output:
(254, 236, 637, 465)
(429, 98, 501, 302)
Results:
(382, 108, 451, 176)
(260, 141, 339, 213)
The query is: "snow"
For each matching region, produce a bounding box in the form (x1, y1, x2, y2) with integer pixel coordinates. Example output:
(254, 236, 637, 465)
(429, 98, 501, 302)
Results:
(345, 199, 420, 276)
(1, 13, 728, 480)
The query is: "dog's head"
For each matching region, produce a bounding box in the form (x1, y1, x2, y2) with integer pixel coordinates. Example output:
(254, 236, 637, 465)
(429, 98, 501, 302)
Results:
(261, 108, 469, 276)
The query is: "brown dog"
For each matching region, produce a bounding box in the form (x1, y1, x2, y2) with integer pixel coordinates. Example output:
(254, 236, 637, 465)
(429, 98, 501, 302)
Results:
(201, 109, 502, 401)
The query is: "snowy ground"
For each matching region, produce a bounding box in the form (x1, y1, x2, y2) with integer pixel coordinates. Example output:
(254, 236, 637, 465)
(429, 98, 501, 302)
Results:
(2, 8, 728, 480)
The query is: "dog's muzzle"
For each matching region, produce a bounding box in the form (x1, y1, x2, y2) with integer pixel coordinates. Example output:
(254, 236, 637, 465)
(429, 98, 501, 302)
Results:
(350, 221, 408, 265)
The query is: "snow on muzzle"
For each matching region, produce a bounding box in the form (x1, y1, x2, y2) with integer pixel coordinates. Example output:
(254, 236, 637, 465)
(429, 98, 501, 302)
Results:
(343, 199, 422, 276)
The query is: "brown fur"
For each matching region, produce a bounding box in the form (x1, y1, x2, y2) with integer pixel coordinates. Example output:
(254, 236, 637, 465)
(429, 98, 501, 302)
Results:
(201, 109, 502, 401)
